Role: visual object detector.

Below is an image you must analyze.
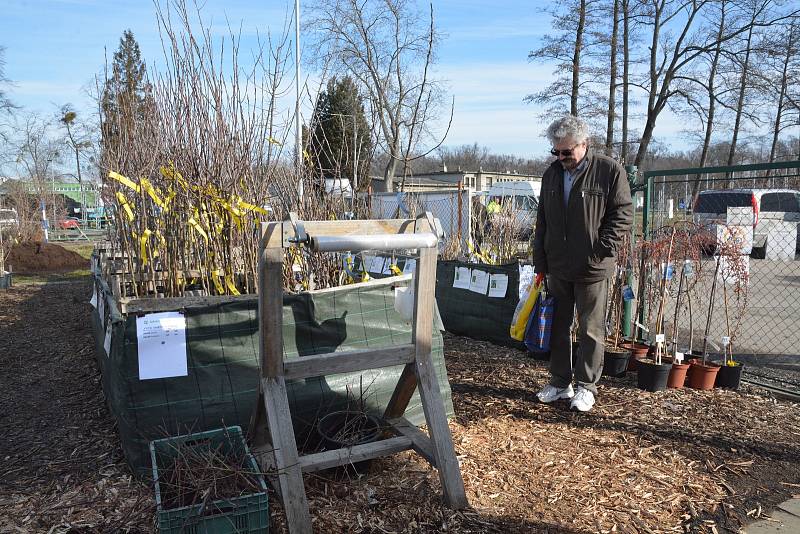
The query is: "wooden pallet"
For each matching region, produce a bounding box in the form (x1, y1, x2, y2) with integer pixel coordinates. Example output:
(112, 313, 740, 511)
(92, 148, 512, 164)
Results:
(249, 214, 467, 533)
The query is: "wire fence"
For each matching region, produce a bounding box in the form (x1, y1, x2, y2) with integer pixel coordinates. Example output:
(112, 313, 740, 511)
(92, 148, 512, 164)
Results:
(639, 161, 800, 393)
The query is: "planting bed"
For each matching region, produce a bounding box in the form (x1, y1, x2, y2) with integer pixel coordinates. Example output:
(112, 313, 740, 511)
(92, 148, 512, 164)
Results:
(2, 280, 800, 533)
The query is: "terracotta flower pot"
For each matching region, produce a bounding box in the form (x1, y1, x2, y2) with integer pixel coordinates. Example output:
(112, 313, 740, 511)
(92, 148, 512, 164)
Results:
(621, 341, 649, 370)
(667, 361, 690, 389)
(686, 361, 720, 390)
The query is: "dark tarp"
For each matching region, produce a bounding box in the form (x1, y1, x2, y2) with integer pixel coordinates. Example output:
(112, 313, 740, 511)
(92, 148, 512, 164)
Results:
(435, 260, 524, 350)
(91, 278, 452, 476)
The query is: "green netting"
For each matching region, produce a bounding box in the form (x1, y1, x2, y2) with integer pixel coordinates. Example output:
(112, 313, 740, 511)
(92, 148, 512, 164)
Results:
(90, 276, 452, 476)
(435, 260, 524, 349)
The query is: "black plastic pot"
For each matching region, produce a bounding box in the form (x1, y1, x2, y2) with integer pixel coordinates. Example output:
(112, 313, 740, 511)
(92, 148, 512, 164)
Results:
(636, 360, 672, 392)
(715, 363, 744, 389)
(317, 410, 382, 473)
(602, 349, 630, 378)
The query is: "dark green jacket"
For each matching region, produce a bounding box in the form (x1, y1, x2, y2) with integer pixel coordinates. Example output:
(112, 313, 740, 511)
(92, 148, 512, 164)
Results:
(533, 151, 633, 282)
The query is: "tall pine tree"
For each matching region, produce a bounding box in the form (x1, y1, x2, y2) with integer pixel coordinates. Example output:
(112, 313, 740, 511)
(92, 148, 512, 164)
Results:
(306, 77, 372, 193)
(100, 30, 151, 161)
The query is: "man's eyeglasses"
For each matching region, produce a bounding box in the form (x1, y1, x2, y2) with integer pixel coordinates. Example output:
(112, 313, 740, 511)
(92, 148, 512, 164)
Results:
(550, 144, 580, 157)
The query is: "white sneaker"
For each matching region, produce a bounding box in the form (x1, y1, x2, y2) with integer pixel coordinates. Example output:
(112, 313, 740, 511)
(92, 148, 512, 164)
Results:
(537, 384, 575, 403)
(570, 387, 595, 412)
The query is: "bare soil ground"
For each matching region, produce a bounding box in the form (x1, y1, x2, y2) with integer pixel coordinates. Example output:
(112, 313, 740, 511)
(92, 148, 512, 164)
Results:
(7, 242, 89, 272)
(1, 279, 799, 533)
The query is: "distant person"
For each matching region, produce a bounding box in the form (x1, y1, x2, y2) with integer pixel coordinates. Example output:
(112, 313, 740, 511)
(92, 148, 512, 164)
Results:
(532, 115, 633, 412)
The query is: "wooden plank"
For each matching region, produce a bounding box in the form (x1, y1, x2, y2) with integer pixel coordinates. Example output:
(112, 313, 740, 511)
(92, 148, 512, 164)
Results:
(283, 344, 415, 380)
(262, 377, 312, 533)
(309, 273, 411, 294)
(383, 363, 417, 420)
(122, 294, 257, 314)
(387, 417, 437, 467)
(409, 246, 468, 509)
(260, 228, 284, 379)
(263, 217, 436, 248)
(298, 436, 413, 473)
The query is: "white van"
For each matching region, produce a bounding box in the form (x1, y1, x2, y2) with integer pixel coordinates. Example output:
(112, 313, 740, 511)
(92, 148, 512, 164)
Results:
(485, 181, 541, 236)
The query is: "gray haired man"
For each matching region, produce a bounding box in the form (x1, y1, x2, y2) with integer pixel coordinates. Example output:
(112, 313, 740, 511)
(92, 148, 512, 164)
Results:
(533, 115, 633, 412)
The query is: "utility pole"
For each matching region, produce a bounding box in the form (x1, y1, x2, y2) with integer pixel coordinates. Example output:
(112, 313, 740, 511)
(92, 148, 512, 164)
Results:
(295, 0, 303, 203)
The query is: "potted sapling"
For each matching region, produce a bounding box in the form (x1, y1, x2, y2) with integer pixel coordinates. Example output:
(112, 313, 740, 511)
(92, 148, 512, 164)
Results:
(623, 239, 651, 370)
(714, 236, 749, 389)
(603, 236, 631, 377)
(637, 226, 675, 392)
(665, 223, 706, 387)
(687, 227, 726, 390)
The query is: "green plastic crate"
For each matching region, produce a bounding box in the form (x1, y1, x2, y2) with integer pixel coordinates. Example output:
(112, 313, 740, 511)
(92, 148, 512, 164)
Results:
(150, 426, 269, 534)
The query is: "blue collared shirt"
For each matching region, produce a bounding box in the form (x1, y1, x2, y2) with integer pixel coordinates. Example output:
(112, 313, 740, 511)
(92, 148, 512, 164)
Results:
(563, 158, 588, 208)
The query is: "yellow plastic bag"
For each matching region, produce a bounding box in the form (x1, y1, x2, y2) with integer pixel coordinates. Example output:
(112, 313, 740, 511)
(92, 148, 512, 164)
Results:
(510, 273, 544, 341)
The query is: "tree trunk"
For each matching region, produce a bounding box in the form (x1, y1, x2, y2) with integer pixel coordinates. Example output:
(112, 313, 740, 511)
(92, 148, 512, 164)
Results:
(606, 0, 620, 157)
(726, 20, 755, 181)
(621, 0, 630, 163)
(768, 24, 795, 169)
(691, 0, 727, 200)
(571, 0, 587, 116)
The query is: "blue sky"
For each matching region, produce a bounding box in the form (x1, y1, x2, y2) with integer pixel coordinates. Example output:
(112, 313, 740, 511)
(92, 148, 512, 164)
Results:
(1, 0, 685, 159)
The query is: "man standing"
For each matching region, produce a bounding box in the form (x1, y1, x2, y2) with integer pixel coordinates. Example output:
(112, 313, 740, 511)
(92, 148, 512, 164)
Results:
(533, 115, 633, 412)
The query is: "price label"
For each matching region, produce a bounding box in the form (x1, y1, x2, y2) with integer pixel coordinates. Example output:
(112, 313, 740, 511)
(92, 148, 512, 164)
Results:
(722, 336, 731, 346)
(622, 285, 635, 301)
(655, 333, 665, 343)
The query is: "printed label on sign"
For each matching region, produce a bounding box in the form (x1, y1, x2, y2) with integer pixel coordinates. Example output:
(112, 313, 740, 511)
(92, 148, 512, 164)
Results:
(663, 263, 674, 281)
(722, 336, 731, 346)
(622, 285, 635, 301)
(675, 351, 684, 363)
(655, 333, 665, 343)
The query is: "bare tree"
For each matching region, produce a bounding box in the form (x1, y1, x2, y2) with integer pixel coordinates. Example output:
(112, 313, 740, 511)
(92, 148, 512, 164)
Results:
(606, 0, 621, 156)
(59, 105, 93, 223)
(631, 0, 793, 168)
(526, 0, 606, 119)
(308, 0, 444, 192)
(756, 16, 800, 167)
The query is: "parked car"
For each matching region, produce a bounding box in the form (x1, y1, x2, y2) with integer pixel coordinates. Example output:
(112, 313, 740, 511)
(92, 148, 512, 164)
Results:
(57, 217, 81, 230)
(692, 188, 800, 258)
(485, 181, 541, 239)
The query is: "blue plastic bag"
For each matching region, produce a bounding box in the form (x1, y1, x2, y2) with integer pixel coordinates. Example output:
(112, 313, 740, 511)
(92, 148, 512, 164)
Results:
(524, 291, 555, 353)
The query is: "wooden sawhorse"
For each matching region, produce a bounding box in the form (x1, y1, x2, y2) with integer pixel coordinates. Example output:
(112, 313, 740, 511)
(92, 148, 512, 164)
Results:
(249, 214, 467, 533)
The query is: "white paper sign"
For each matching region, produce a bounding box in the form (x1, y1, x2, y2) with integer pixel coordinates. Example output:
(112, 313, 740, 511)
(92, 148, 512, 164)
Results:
(370, 256, 386, 274)
(675, 351, 684, 363)
(453, 266, 471, 289)
(103, 321, 112, 356)
(469, 269, 490, 295)
(136, 312, 188, 380)
(97, 290, 105, 328)
(488, 274, 508, 298)
(89, 286, 98, 308)
(722, 336, 730, 346)
(402, 259, 416, 274)
(655, 333, 665, 343)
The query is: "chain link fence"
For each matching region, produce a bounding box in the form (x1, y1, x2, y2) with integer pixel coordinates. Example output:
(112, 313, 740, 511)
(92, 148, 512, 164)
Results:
(639, 161, 800, 396)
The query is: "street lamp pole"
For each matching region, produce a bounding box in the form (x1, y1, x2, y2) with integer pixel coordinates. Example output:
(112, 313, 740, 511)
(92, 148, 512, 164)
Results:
(295, 0, 303, 204)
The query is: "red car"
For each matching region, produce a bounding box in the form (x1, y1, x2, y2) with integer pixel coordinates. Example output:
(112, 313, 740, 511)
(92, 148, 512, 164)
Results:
(57, 217, 80, 230)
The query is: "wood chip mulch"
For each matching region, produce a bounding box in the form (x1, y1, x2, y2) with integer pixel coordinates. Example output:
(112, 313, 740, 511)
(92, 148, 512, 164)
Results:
(2, 281, 800, 533)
